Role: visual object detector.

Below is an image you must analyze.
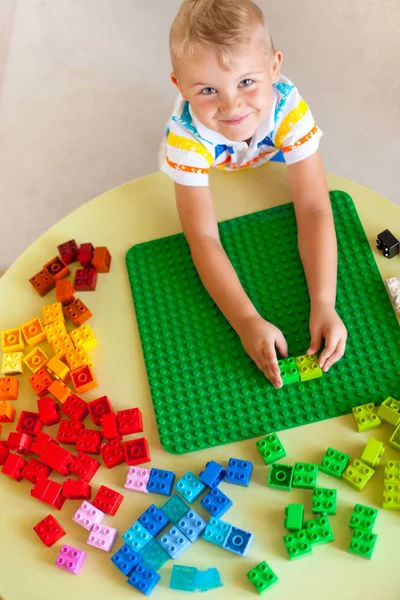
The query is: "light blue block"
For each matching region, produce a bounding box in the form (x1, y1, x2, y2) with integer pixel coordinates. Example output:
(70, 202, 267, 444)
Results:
(174, 471, 206, 503)
(161, 494, 189, 524)
(169, 565, 198, 592)
(158, 526, 192, 559)
(202, 517, 232, 547)
(177, 509, 207, 542)
(196, 567, 223, 591)
(123, 521, 153, 552)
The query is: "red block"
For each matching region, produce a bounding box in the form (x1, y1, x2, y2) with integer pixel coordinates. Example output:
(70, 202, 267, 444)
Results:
(61, 394, 88, 421)
(57, 239, 79, 265)
(69, 451, 100, 482)
(22, 457, 52, 484)
(1, 453, 27, 481)
(7, 431, 34, 455)
(31, 432, 57, 455)
(31, 476, 66, 510)
(37, 397, 60, 426)
(79, 242, 94, 267)
(34, 514, 66, 547)
(92, 485, 123, 516)
(100, 438, 125, 469)
(117, 408, 143, 436)
(0, 441, 9, 465)
(74, 268, 98, 291)
(39, 440, 73, 476)
(28, 369, 53, 397)
(56, 419, 84, 445)
(123, 437, 151, 466)
(43, 256, 70, 280)
(76, 429, 102, 455)
(62, 478, 91, 500)
(16, 411, 43, 435)
(88, 395, 114, 426)
(29, 268, 56, 297)
(101, 413, 121, 440)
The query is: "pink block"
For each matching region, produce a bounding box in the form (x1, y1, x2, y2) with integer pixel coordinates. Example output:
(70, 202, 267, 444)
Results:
(55, 545, 86, 574)
(87, 523, 118, 552)
(124, 466, 151, 493)
(73, 500, 105, 531)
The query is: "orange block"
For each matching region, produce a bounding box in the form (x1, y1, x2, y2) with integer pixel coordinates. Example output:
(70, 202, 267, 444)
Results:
(43, 256, 70, 280)
(21, 318, 46, 345)
(92, 247, 112, 273)
(70, 365, 98, 394)
(48, 380, 72, 404)
(56, 280, 75, 305)
(63, 297, 92, 326)
(0, 401, 16, 422)
(0, 376, 19, 400)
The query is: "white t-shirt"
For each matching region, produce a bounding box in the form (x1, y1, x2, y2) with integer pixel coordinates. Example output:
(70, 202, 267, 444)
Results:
(160, 75, 322, 187)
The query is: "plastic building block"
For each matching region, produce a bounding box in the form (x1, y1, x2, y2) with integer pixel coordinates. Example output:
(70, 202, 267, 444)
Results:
(0, 401, 16, 422)
(55, 545, 86, 574)
(61, 394, 88, 421)
(62, 478, 91, 500)
(63, 297, 92, 326)
(224, 458, 253, 486)
(123, 521, 153, 551)
(50, 333, 75, 360)
(175, 470, 206, 502)
(349, 504, 378, 531)
(125, 466, 151, 493)
(384, 460, 400, 484)
(39, 440, 73, 476)
(196, 568, 223, 592)
(23, 347, 49, 374)
(139, 504, 170, 536)
(69, 451, 100, 482)
(74, 268, 98, 291)
(284, 504, 304, 531)
(36, 397, 60, 426)
(111, 544, 141, 576)
(342, 459, 374, 491)
(161, 494, 189, 524)
(1, 453, 26, 480)
(76, 428, 102, 454)
(101, 412, 121, 439)
(56, 419, 83, 444)
(361, 439, 385, 468)
(256, 433, 287, 465)
(223, 526, 253, 556)
(48, 379, 71, 404)
(100, 438, 125, 468)
(42, 301, 64, 325)
(70, 324, 97, 351)
(22, 457, 51, 484)
(91, 246, 112, 272)
(1, 352, 24, 376)
(312, 488, 337, 515)
(0, 376, 19, 400)
(283, 529, 312, 560)
(44, 256, 70, 280)
(73, 500, 105, 530)
(319, 447, 350, 478)
(349, 529, 377, 559)
(278, 356, 301, 385)
(247, 561, 279, 595)
(21, 317, 46, 345)
(28, 368, 53, 397)
(70, 365, 98, 394)
(389, 424, 400, 453)
(201, 487, 232, 518)
(79, 242, 94, 267)
(31, 432, 55, 455)
(306, 516, 334, 545)
(31, 476, 66, 510)
(292, 462, 318, 489)
(116, 407, 143, 435)
(199, 460, 226, 488)
(16, 410, 42, 435)
(295, 354, 322, 382)
(58, 239, 79, 264)
(147, 468, 175, 496)
(376, 229, 399, 258)
(0, 441, 10, 465)
(44, 317, 66, 341)
(202, 517, 232, 547)
(124, 437, 151, 466)
(386, 276, 400, 302)
(170, 565, 198, 592)
(1, 327, 24, 352)
(29, 267, 55, 296)
(7, 432, 34, 455)
(128, 563, 160, 596)
(139, 538, 170, 572)
(377, 396, 400, 426)
(34, 514, 66, 547)
(92, 485, 123, 515)
(382, 482, 400, 510)
(56, 279, 75, 305)
(268, 463, 294, 491)
(46, 356, 70, 381)
(88, 395, 114, 426)
(177, 508, 206, 542)
(64, 347, 92, 370)
(158, 525, 191, 559)
(87, 523, 118, 552)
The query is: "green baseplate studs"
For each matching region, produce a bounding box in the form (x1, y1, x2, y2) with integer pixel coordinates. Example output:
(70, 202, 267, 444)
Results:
(126, 191, 400, 454)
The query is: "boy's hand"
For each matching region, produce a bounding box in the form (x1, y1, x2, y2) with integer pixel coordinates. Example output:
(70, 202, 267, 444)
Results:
(237, 314, 288, 389)
(307, 302, 347, 372)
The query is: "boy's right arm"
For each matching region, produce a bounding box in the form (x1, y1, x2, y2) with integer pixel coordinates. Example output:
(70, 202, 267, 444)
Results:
(175, 183, 288, 388)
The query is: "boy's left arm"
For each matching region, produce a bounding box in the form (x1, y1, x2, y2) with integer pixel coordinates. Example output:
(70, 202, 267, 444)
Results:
(287, 150, 347, 372)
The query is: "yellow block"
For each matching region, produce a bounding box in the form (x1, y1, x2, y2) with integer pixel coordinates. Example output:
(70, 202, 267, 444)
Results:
(46, 356, 70, 381)
(42, 302, 65, 325)
(21, 318, 46, 345)
(1, 352, 24, 375)
(44, 319, 66, 345)
(23, 347, 49, 374)
(1, 328, 24, 352)
(50, 333, 75, 360)
(70, 324, 97, 351)
(64, 347, 92, 370)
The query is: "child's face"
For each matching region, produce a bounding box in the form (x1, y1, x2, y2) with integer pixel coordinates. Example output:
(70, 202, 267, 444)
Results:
(172, 36, 282, 142)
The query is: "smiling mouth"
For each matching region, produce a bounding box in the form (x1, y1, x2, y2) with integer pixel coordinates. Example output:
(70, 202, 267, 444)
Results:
(220, 114, 251, 126)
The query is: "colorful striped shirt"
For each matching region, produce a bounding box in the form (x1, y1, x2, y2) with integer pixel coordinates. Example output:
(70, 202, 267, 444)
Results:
(160, 75, 322, 186)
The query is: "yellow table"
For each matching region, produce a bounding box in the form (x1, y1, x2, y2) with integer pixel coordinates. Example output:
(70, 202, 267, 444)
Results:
(1, 165, 399, 600)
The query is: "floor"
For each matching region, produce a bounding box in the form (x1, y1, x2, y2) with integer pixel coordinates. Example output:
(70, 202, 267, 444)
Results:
(0, 0, 399, 272)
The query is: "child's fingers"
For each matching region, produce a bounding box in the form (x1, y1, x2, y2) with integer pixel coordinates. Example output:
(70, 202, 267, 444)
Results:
(321, 337, 346, 372)
(261, 341, 282, 388)
(274, 331, 289, 359)
(307, 329, 322, 355)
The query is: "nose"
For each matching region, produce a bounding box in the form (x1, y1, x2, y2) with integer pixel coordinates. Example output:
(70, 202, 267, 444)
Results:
(220, 94, 241, 117)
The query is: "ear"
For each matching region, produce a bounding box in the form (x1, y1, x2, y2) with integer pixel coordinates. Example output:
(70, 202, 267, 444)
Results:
(271, 50, 283, 84)
(170, 72, 186, 96)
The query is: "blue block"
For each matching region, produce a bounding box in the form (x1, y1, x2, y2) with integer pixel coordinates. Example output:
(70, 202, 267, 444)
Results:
(147, 468, 175, 496)
(199, 461, 226, 488)
(196, 568, 223, 592)
(138, 504, 170, 536)
(128, 563, 160, 596)
(169, 565, 198, 592)
(158, 525, 192, 559)
(110, 544, 141, 576)
(202, 517, 232, 547)
(138, 538, 170, 572)
(223, 526, 253, 556)
(174, 471, 206, 503)
(200, 488, 232, 518)
(224, 458, 253, 487)
(177, 508, 207, 542)
(123, 521, 153, 552)
(161, 494, 189, 524)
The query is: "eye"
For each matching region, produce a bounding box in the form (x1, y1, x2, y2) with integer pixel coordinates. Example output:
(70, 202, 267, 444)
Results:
(200, 87, 217, 95)
(239, 78, 254, 87)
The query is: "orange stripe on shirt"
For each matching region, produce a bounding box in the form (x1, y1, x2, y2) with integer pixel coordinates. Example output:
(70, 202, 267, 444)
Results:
(281, 123, 318, 154)
(233, 149, 277, 170)
(166, 156, 210, 175)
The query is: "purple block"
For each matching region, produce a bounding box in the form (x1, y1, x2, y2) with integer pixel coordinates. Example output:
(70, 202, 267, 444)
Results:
(87, 523, 118, 552)
(55, 545, 86, 574)
(124, 466, 151, 494)
(73, 500, 105, 531)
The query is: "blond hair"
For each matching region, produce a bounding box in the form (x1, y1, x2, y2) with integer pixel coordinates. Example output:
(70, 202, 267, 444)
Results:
(170, 0, 274, 74)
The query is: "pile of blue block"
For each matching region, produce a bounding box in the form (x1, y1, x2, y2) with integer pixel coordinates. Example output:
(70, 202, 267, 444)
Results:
(110, 458, 254, 595)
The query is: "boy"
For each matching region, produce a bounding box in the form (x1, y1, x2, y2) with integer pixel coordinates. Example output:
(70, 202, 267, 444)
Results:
(160, 0, 347, 389)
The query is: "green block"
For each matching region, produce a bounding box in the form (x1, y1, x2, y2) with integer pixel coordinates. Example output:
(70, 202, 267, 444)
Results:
(283, 529, 312, 560)
(292, 462, 318, 489)
(349, 503, 378, 532)
(377, 396, 400, 426)
(268, 464, 294, 491)
(342, 459, 374, 491)
(312, 488, 337, 515)
(389, 424, 400, 453)
(284, 504, 304, 531)
(277, 357, 300, 385)
(295, 354, 323, 382)
(348, 529, 377, 559)
(360, 438, 385, 468)
(384, 460, 400, 483)
(319, 447, 350, 479)
(382, 482, 400, 510)
(256, 433, 286, 465)
(161, 494, 188, 523)
(306, 516, 334, 545)
(352, 403, 381, 432)
(247, 561, 278, 594)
